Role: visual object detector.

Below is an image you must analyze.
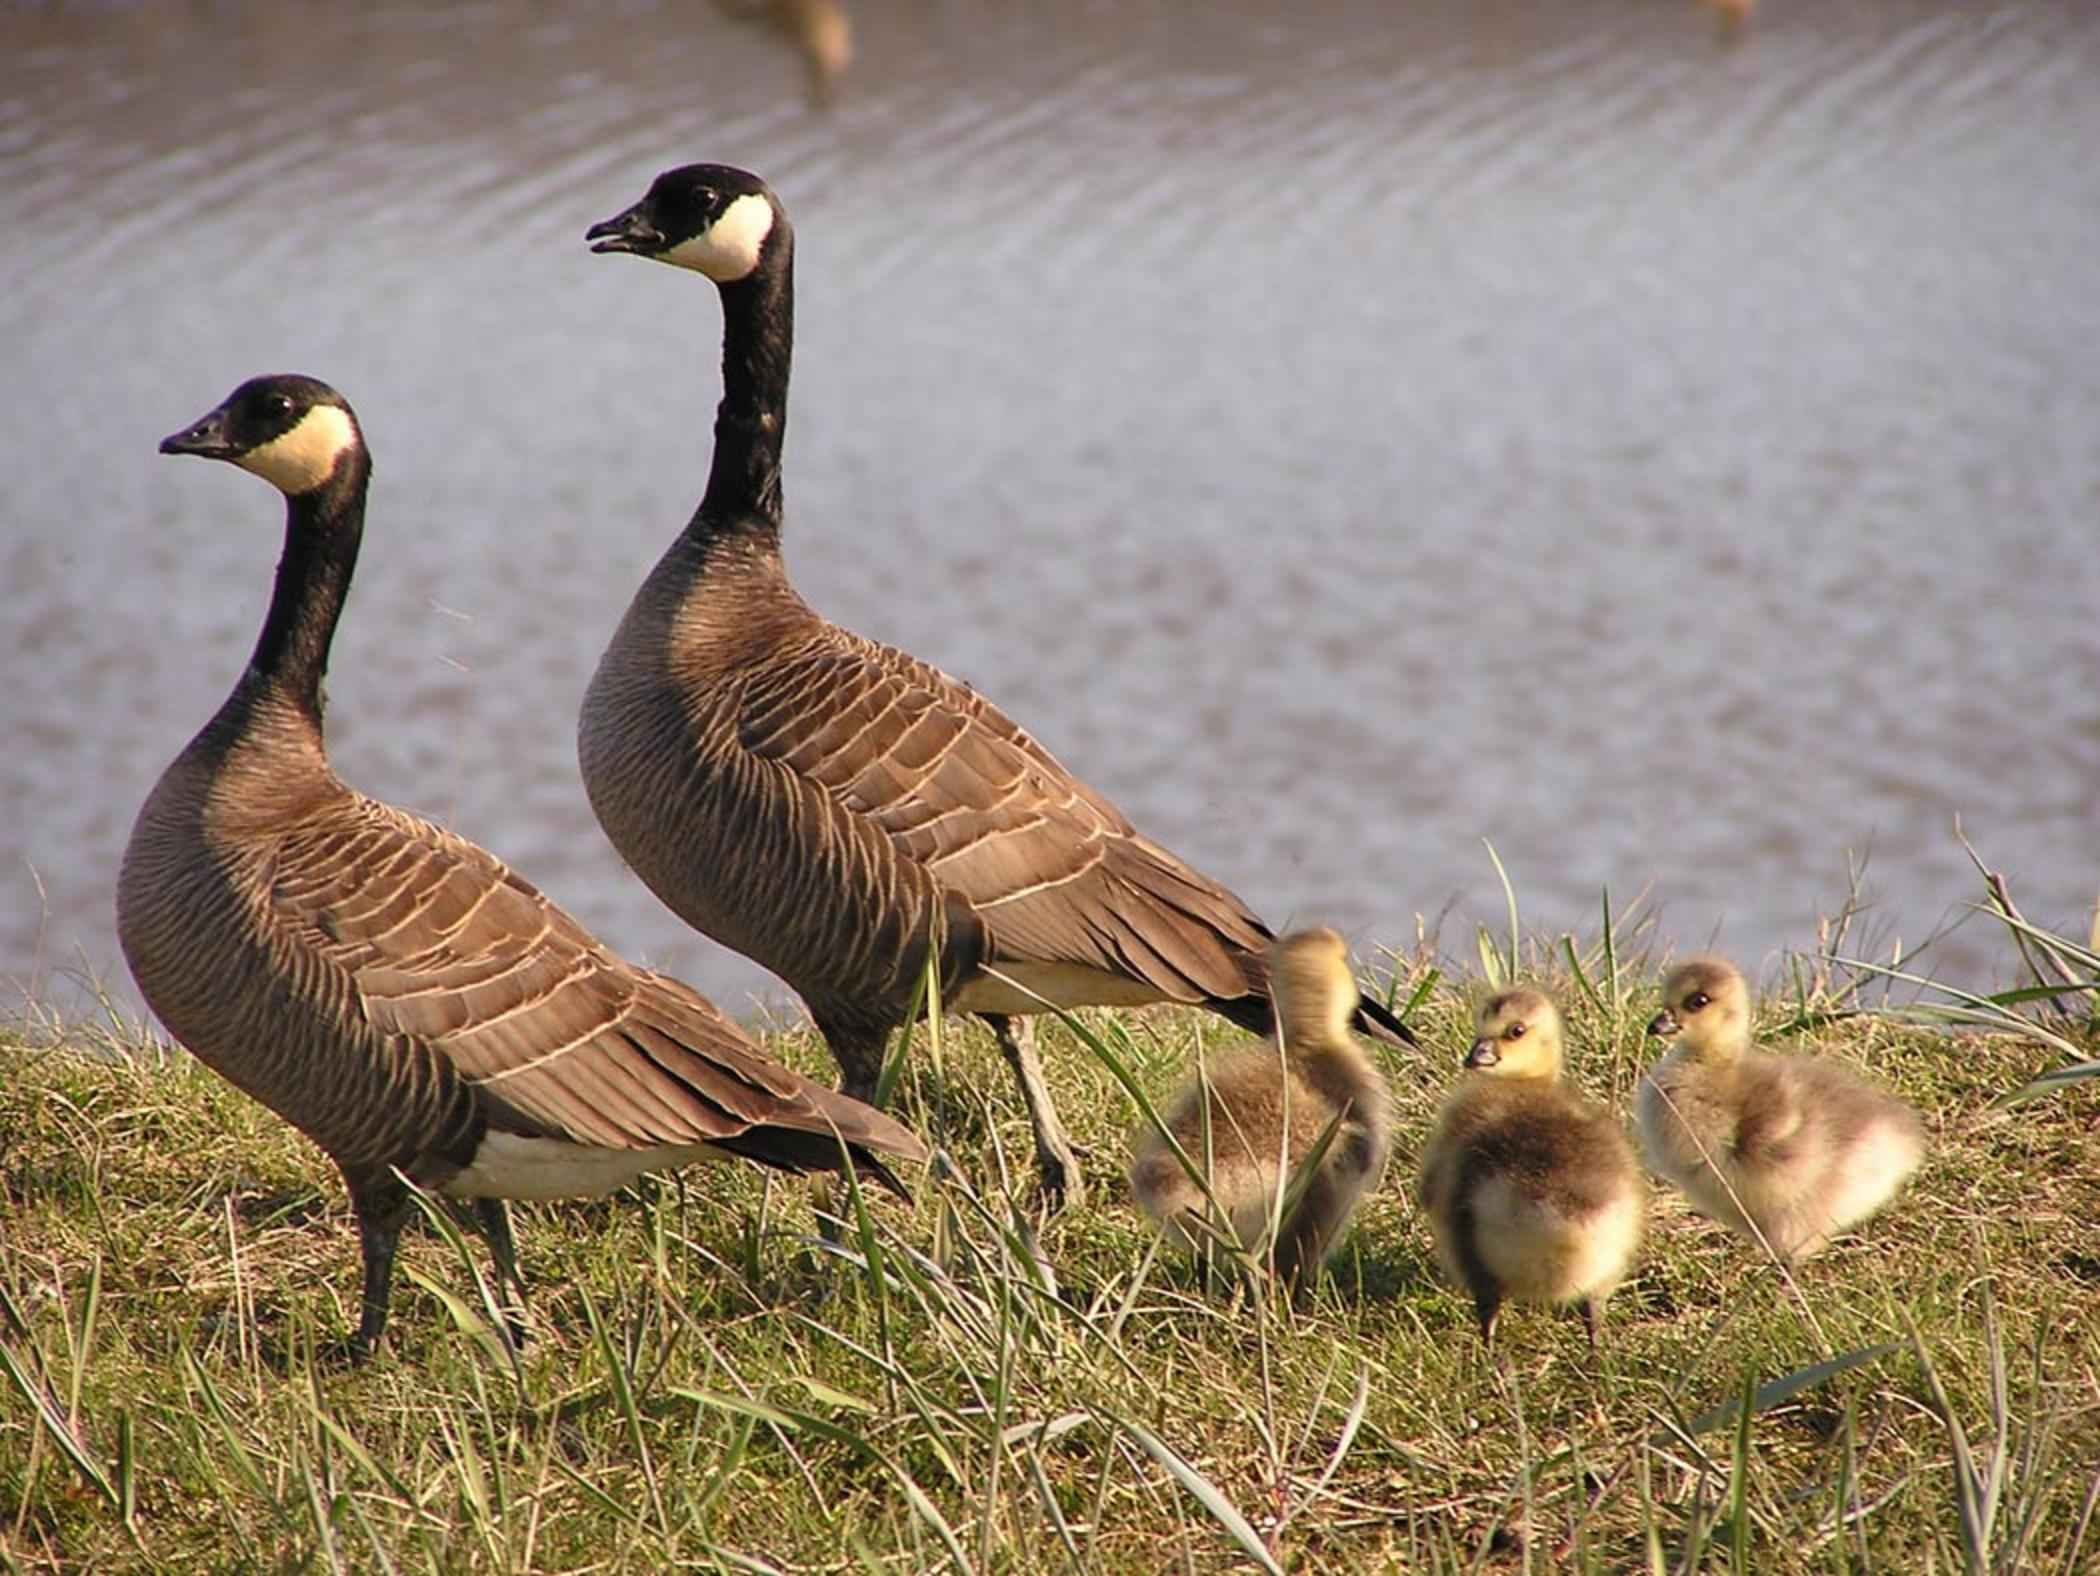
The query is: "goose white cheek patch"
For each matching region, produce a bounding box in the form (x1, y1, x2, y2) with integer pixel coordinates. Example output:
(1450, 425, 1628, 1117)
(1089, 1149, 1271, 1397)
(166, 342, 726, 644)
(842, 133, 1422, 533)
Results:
(662, 192, 775, 282)
(234, 405, 357, 495)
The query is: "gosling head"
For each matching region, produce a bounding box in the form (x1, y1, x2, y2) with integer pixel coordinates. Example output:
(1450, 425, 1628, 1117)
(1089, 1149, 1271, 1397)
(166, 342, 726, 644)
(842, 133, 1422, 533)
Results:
(1268, 927, 1359, 1051)
(586, 163, 787, 284)
(1648, 956, 1751, 1060)
(159, 375, 363, 498)
(1466, 988, 1565, 1079)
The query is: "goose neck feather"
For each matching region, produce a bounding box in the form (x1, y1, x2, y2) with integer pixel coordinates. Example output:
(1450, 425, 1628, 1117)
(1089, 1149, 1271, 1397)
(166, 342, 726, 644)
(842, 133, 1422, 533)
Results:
(211, 458, 368, 748)
(694, 239, 794, 538)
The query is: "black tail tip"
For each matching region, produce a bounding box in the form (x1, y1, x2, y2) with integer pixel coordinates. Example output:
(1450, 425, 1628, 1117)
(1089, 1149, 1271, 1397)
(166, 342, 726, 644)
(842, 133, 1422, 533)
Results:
(849, 1148, 915, 1204)
(1355, 995, 1420, 1048)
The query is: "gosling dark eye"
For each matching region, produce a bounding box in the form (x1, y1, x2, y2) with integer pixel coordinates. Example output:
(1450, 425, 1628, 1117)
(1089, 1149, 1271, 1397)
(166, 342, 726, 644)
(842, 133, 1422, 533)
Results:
(1506, 1021, 1526, 1040)
(1686, 991, 1711, 1012)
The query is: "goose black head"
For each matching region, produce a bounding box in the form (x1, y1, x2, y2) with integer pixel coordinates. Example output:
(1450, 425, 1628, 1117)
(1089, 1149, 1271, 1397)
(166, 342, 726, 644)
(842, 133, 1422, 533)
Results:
(585, 163, 784, 284)
(160, 375, 363, 497)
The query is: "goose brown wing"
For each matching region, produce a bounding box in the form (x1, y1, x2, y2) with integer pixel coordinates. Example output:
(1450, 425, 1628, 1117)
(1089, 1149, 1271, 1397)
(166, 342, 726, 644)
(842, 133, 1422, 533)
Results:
(735, 635, 1271, 1002)
(268, 797, 924, 1162)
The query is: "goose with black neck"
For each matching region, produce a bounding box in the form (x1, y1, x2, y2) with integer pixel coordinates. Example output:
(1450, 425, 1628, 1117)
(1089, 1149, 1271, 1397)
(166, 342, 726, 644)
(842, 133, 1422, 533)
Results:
(578, 163, 1419, 1210)
(120, 374, 927, 1361)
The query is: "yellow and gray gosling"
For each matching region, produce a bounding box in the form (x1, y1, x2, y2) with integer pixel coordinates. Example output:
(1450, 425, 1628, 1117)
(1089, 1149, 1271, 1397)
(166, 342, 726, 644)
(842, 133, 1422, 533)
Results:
(1640, 957, 1924, 1264)
(121, 375, 927, 1360)
(1418, 989, 1644, 1347)
(1129, 929, 1393, 1284)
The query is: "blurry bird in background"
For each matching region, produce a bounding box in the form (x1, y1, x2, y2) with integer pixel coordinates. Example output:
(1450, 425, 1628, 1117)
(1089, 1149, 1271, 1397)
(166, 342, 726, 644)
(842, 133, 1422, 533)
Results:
(716, 0, 854, 107)
(1703, 0, 1755, 34)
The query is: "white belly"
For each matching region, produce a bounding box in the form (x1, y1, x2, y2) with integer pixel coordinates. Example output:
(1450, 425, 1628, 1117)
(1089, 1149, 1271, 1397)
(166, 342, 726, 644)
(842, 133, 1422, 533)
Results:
(952, 962, 1176, 1016)
(442, 1131, 731, 1201)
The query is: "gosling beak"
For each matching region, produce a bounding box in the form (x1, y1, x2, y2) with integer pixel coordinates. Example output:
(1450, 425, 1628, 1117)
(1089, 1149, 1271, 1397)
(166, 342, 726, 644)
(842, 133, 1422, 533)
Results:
(1647, 1009, 1681, 1039)
(159, 405, 236, 460)
(1464, 1038, 1500, 1070)
(586, 203, 666, 256)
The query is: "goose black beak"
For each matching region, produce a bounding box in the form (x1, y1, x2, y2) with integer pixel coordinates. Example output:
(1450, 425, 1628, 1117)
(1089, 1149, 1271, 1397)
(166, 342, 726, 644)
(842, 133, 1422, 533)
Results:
(159, 407, 236, 460)
(1647, 1009, 1680, 1039)
(586, 205, 666, 256)
(1464, 1038, 1499, 1070)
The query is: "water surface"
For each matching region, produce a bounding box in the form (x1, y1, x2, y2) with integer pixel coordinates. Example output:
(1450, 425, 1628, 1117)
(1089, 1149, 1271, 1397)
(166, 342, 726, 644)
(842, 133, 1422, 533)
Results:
(5, 0, 2097, 1023)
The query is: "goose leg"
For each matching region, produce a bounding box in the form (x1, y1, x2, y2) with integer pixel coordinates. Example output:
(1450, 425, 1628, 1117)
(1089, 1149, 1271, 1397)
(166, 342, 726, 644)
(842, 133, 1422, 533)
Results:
(824, 1019, 890, 1107)
(1580, 1297, 1601, 1353)
(1473, 1287, 1502, 1349)
(1451, 1196, 1501, 1349)
(346, 1175, 412, 1363)
(1270, 1171, 1341, 1290)
(474, 1199, 529, 1349)
(983, 1013, 1084, 1211)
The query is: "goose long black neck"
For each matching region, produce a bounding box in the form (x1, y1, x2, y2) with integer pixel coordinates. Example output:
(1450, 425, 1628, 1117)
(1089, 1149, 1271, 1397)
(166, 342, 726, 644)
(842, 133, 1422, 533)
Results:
(232, 457, 369, 734)
(694, 227, 794, 541)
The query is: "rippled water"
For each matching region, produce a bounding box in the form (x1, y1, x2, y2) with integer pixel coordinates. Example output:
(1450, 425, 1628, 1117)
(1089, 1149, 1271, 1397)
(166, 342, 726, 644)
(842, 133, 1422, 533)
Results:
(4, 0, 2097, 1024)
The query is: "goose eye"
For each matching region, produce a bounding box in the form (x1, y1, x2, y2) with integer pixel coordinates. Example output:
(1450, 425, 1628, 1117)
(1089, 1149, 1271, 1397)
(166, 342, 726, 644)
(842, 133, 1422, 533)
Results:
(1686, 991, 1711, 1011)
(696, 188, 719, 213)
(266, 392, 294, 418)
(1506, 1021, 1526, 1040)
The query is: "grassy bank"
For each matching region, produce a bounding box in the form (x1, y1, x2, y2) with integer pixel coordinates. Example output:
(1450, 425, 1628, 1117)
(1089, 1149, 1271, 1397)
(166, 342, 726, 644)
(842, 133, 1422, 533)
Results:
(3, 926, 2098, 1572)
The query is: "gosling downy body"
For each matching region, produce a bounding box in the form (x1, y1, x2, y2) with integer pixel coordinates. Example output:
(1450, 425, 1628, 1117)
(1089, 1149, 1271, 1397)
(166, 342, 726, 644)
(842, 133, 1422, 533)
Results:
(119, 375, 927, 1359)
(1418, 989, 1644, 1346)
(1128, 929, 1393, 1283)
(1639, 956, 1924, 1263)
(577, 164, 1414, 1206)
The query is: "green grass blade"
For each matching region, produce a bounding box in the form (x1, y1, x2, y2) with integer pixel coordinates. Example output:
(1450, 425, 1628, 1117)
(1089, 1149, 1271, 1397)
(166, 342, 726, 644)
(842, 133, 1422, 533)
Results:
(1112, 1411, 1284, 1576)
(1676, 1344, 1900, 1438)
(1601, 886, 1622, 1017)
(0, 1334, 115, 1506)
(674, 1388, 976, 1573)
(1730, 1368, 1754, 1571)
(1484, 837, 1520, 982)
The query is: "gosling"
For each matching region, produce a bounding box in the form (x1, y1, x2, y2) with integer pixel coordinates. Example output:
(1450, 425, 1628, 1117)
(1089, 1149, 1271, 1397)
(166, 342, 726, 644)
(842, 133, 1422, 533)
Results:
(1640, 957, 1924, 1263)
(1418, 990, 1644, 1347)
(1130, 928, 1392, 1284)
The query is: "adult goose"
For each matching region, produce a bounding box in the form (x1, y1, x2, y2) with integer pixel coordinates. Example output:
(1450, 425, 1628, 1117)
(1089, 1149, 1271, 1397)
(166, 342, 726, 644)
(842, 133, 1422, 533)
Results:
(580, 163, 1416, 1205)
(119, 374, 926, 1360)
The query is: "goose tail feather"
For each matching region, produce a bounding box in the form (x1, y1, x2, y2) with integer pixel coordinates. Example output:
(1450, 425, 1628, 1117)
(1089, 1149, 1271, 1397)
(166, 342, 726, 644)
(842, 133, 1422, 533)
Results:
(1355, 993, 1419, 1049)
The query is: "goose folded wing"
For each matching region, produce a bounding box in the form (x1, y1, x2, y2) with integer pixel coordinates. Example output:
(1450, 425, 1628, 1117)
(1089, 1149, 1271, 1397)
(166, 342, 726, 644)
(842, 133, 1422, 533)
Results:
(736, 644, 1268, 1000)
(1732, 1065, 1809, 1166)
(270, 800, 912, 1157)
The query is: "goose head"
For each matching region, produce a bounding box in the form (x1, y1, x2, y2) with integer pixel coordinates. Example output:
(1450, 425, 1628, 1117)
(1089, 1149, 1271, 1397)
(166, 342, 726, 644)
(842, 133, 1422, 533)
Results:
(586, 163, 786, 284)
(1648, 956, 1751, 1060)
(1466, 988, 1565, 1079)
(1268, 927, 1358, 1051)
(160, 375, 362, 497)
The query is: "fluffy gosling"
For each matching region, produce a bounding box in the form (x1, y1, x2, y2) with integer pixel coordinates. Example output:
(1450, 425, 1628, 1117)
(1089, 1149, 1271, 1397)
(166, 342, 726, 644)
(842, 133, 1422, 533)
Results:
(1640, 956, 1924, 1263)
(1418, 989, 1645, 1347)
(1130, 928, 1393, 1283)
